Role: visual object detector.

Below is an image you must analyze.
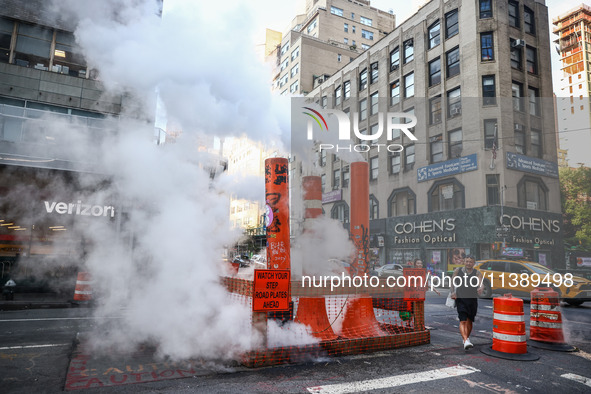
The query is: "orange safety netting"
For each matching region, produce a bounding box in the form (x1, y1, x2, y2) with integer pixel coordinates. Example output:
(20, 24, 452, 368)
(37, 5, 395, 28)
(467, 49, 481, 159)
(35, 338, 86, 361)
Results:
(221, 276, 430, 367)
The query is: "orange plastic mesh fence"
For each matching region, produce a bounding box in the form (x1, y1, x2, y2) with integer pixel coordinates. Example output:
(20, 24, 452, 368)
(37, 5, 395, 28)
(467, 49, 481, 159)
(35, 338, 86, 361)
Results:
(222, 276, 430, 367)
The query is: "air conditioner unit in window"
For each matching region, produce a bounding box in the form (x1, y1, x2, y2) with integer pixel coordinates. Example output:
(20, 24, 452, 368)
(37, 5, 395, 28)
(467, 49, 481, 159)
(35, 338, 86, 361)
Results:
(451, 107, 461, 116)
(391, 64, 399, 71)
(512, 39, 526, 48)
(514, 123, 524, 131)
(317, 78, 324, 84)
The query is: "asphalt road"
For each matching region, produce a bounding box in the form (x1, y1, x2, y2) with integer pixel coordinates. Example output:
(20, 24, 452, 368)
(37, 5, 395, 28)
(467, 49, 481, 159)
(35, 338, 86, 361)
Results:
(1, 292, 591, 393)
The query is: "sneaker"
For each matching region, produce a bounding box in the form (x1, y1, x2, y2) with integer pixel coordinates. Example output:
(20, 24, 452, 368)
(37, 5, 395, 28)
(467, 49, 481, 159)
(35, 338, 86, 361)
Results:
(464, 338, 473, 350)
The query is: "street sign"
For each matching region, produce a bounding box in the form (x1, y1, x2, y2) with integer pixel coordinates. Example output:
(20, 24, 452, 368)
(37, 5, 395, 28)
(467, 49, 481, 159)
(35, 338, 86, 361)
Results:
(253, 269, 290, 312)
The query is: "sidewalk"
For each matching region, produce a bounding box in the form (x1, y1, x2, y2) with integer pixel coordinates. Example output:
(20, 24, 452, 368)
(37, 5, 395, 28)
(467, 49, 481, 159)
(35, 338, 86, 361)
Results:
(0, 292, 77, 310)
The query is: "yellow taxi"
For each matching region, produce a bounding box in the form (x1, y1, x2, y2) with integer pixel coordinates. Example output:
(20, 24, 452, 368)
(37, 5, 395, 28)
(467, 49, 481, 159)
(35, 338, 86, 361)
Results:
(474, 259, 591, 306)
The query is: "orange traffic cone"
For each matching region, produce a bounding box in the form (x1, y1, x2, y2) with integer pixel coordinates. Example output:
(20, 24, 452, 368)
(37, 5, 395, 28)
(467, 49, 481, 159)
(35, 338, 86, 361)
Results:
(339, 295, 384, 338)
(295, 297, 338, 341)
(528, 288, 576, 352)
(480, 294, 538, 360)
(73, 272, 92, 302)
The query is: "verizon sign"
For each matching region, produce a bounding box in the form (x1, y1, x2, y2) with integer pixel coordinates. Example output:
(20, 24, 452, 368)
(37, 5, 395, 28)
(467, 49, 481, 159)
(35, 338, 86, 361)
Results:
(44, 201, 116, 217)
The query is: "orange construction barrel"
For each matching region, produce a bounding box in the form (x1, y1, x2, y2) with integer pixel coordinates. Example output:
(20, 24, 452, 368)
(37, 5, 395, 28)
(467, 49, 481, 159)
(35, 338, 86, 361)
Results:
(73, 272, 93, 303)
(480, 294, 538, 361)
(528, 288, 576, 352)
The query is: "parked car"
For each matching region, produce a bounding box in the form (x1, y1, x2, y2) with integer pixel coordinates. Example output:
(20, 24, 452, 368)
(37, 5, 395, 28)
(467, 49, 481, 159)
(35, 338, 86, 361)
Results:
(232, 254, 251, 268)
(374, 264, 404, 278)
(475, 259, 591, 306)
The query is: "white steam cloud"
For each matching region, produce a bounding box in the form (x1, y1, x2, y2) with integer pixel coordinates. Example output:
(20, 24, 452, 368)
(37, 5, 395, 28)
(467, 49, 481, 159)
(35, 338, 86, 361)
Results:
(20, 0, 303, 360)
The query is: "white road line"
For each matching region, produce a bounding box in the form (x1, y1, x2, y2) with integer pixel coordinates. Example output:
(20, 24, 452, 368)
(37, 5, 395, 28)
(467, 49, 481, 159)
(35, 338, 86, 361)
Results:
(307, 364, 480, 394)
(0, 343, 70, 350)
(0, 317, 120, 322)
(561, 373, 591, 388)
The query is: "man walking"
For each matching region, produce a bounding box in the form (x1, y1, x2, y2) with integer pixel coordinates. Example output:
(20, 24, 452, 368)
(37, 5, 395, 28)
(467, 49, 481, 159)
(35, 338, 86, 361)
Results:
(450, 255, 483, 350)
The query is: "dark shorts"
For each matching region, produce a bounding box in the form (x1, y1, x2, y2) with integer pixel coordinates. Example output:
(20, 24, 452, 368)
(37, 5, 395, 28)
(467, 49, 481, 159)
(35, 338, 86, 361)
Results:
(456, 298, 478, 322)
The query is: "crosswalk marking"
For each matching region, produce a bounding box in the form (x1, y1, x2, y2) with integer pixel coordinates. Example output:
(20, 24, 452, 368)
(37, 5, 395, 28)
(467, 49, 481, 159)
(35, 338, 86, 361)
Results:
(307, 364, 480, 394)
(561, 373, 591, 388)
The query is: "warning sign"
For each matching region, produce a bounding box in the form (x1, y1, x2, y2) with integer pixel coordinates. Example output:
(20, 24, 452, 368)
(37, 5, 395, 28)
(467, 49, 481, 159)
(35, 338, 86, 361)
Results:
(403, 268, 427, 301)
(253, 269, 291, 312)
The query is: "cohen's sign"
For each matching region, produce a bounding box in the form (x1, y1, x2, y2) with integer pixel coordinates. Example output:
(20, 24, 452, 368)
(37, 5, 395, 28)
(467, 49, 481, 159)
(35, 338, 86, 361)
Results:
(44, 201, 116, 217)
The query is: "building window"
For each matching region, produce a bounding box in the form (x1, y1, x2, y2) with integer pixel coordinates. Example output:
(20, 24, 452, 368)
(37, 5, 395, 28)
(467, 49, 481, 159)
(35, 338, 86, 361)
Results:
(321, 173, 326, 193)
(508, 1, 520, 28)
(484, 119, 497, 149)
(429, 179, 464, 212)
(344, 81, 351, 99)
(389, 152, 401, 174)
(390, 80, 400, 105)
(290, 63, 299, 78)
(335, 86, 342, 106)
(369, 123, 380, 144)
(331, 6, 344, 16)
(524, 7, 535, 35)
(359, 68, 368, 90)
(344, 23, 349, 32)
(388, 188, 416, 217)
(390, 46, 400, 70)
(531, 129, 542, 158)
(429, 57, 441, 86)
(361, 43, 370, 50)
(333, 169, 341, 189)
(321, 95, 328, 108)
(352, 12, 355, 19)
(352, 40, 356, 46)
(403, 39, 414, 63)
(486, 174, 500, 206)
(359, 98, 367, 121)
(480, 0, 493, 18)
(344, 38, 348, 45)
(446, 47, 460, 78)
(428, 21, 441, 49)
(481, 32, 494, 61)
(331, 202, 350, 224)
(510, 39, 523, 70)
(429, 95, 442, 124)
(449, 128, 462, 158)
(514, 123, 525, 154)
(512, 81, 523, 111)
(14, 23, 53, 70)
(352, 26, 356, 33)
(291, 46, 300, 61)
(445, 9, 459, 39)
(342, 167, 350, 188)
(370, 62, 379, 84)
(280, 42, 290, 56)
(405, 144, 415, 170)
(362, 29, 374, 40)
(361, 16, 373, 26)
(370, 91, 379, 115)
(482, 75, 496, 105)
(290, 80, 299, 93)
(517, 177, 547, 210)
(404, 72, 414, 98)
(280, 58, 289, 71)
(278, 74, 288, 87)
(0, 17, 13, 63)
(526, 46, 537, 74)
(307, 19, 318, 33)
(447, 86, 461, 117)
(370, 156, 379, 180)
(369, 195, 379, 219)
(528, 87, 539, 116)
(320, 149, 327, 166)
(430, 135, 444, 163)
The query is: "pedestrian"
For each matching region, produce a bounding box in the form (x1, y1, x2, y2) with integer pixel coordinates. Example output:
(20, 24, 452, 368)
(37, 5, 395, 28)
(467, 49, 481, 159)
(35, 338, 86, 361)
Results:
(450, 255, 483, 350)
(3, 278, 16, 301)
(414, 259, 440, 296)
